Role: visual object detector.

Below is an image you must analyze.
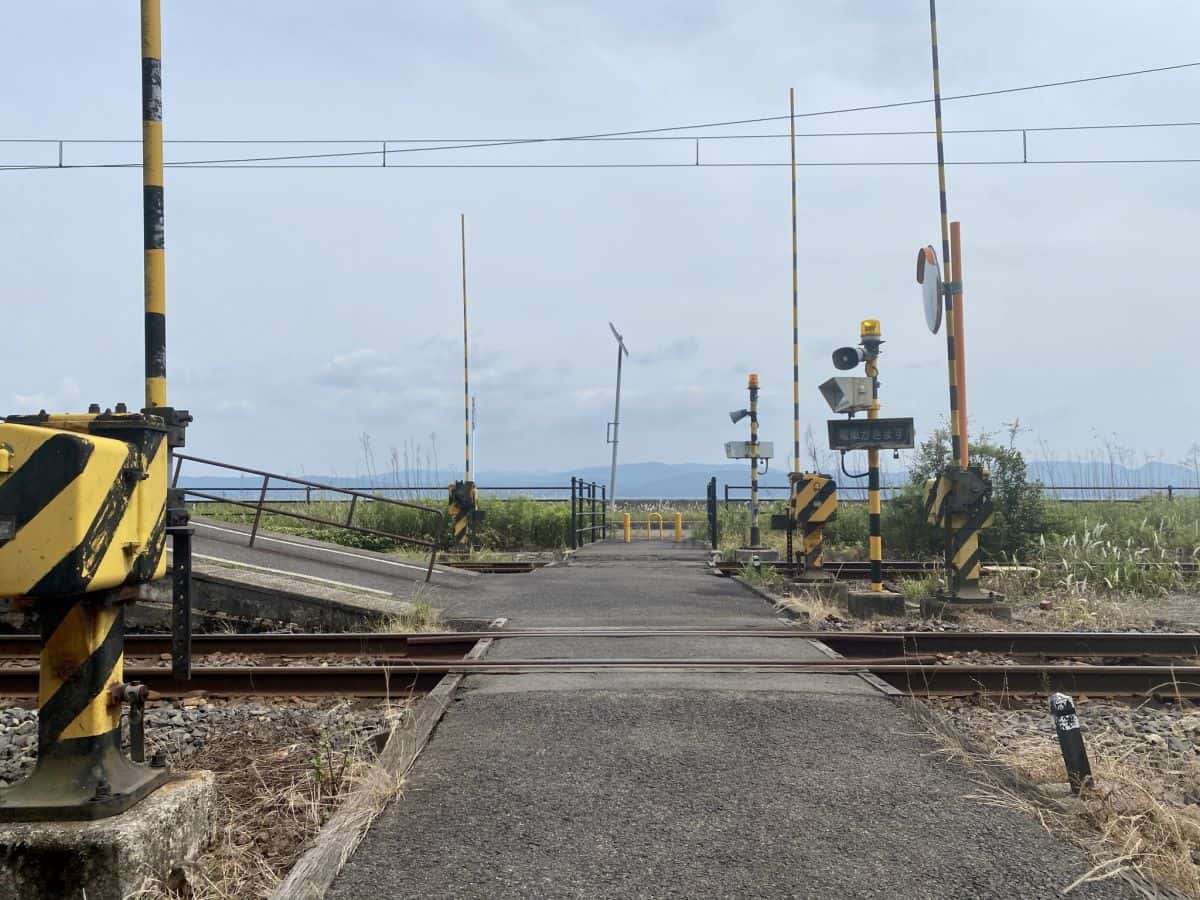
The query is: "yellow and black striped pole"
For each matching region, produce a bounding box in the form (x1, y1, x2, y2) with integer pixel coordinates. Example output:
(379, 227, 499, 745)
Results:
(861, 320, 884, 592)
(142, 0, 167, 410)
(927, 0, 964, 468)
(748, 373, 761, 547)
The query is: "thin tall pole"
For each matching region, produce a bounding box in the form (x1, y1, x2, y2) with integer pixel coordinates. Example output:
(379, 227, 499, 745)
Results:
(927, 0, 964, 466)
(608, 340, 624, 514)
(864, 322, 883, 593)
(949, 221, 969, 466)
(460, 214, 471, 482)
(789, 88, 800, 476)
(142, 0, 166, 409)
(748, 373, 760, 547)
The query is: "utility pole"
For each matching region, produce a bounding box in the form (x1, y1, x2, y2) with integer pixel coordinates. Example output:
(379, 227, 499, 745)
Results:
(861, 320, 884, 593)
(607, 322, 629, 516)
(748, 373, 761, 547)
(448, 214, 478, 550)
(461, 214, 471, 482)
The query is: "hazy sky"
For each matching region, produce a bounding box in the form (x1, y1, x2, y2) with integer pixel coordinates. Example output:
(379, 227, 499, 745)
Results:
(5, 2, 1199, 479)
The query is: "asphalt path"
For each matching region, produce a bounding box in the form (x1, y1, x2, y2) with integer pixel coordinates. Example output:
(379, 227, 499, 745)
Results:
(329, 541, 1139, 899)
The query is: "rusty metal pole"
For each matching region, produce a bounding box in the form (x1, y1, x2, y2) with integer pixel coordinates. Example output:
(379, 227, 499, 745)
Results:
(950, 221, 969, 466)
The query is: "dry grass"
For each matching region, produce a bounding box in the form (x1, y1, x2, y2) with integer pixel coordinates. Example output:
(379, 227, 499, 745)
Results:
(165, 703, 407, 899)
(774, 590, 844, 624)
(375, 599, 443, 633)
(919, 702, 1200, 898)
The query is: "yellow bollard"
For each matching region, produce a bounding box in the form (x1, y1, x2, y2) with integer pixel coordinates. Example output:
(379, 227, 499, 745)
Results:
(622, 513, 631, 543)
(674, 512, 683, 542)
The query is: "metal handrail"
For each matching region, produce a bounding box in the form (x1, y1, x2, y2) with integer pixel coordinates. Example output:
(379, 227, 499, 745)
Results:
(173, 453, 445, 582)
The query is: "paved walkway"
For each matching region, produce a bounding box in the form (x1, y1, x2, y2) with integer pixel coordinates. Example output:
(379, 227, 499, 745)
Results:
(330, 541, 1135, 899)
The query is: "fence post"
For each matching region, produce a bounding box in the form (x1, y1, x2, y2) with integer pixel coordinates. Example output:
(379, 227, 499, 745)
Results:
(601, 485, 607, 540)
(346, 494, 358, 527)
(1168, 485, 1174, 501)
(707, 477, 719, 550)
(249, 475, 270, 548)
(674, 512, 683, 543)
(570, 477, 577, 550)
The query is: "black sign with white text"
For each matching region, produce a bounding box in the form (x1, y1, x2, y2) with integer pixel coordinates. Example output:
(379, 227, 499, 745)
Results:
(827, 417, 916, 451)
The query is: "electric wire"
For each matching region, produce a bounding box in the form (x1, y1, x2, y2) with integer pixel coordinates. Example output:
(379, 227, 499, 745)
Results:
(3, 60, 1200, 171)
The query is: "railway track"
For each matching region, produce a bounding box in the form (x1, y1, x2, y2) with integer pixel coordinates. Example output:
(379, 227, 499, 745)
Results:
(713, 559, 1200, 578)
(0, 629, 1193, 660)
(440, 560, 549, 573)
(1, 629, 1196, 698)
(0, 632, 474, 660)
(0, 659, 1192, 698)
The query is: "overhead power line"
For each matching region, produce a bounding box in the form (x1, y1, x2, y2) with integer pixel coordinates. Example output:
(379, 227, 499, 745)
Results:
(7, 159, 1200, 172)
(5, 60, 1200, 172)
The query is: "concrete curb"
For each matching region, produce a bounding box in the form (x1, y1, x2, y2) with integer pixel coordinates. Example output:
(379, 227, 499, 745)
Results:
(273, 633, 495, 900)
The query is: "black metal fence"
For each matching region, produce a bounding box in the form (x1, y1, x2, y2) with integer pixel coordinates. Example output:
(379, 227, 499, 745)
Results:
(722, 484, 1200, 506)
(570, 477, 606, 549)
(173, 453, 446, 581)
(706, 477, 719, 550)
(180, 483, 579, 504)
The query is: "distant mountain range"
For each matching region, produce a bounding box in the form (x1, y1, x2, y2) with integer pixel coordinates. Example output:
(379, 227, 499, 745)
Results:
(179, 458, 1199, 500)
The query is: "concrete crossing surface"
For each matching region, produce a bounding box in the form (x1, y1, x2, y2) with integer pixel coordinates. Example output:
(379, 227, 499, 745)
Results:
(319, 542, 1138, 898)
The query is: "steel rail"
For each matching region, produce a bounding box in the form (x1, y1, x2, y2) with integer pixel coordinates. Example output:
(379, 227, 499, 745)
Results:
(440, 561, 548, 573)
(0, 661, 1195, 698)
(714, 559, 1199, 576)
(0, 629, 1194, 663)
(0, 633, 479, 660)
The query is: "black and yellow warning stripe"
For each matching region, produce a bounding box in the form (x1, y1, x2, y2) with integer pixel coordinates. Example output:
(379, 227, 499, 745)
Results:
(927, 0, 962, 466)
(868, 461, 882, 590)
(0, 420, 167, 598)
(793, 473, 837, 571)
(448, 480, 477, 549)
(947, 503, 993, 590)
(143, 0, 167, 409)
(37, 598, 125, 754)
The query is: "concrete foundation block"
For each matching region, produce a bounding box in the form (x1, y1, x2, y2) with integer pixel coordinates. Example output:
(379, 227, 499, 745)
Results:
(0, 770, 215, 900)
(796, 580, 849, 607)
(920, 597, 1013, 621)
(847, 591, 906, 618)
(732, 548, 780, 563)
